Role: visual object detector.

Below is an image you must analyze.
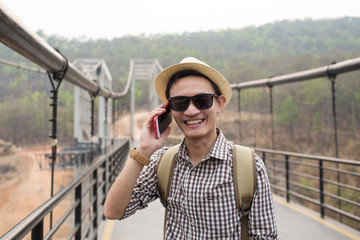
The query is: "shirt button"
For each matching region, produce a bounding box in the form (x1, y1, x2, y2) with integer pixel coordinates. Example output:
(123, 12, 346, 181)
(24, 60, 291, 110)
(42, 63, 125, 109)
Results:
(191, 221, 195, 226)
(188, 197, 192, 201)
(191, 171, 195, 176)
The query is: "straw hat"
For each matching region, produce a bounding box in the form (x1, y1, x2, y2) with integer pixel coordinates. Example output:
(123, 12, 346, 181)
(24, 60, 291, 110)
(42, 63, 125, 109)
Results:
(154, 57, 232, 108)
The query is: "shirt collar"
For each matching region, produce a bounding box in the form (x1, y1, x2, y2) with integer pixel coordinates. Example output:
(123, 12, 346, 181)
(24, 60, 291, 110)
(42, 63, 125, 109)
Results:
(177, 129, 231, 162)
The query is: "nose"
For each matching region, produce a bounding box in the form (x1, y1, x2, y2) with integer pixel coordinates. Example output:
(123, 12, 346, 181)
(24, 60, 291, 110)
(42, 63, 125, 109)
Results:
(184, 99, 200, 115)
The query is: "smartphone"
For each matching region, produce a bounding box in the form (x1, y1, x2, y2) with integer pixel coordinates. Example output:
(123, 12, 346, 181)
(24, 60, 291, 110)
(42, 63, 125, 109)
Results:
(153, 103, 172, 139)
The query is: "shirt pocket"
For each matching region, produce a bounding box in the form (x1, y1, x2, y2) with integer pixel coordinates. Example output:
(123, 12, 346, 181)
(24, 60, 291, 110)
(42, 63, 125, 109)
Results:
(202, 182, 240, 238)
(205, 181, 233, 199)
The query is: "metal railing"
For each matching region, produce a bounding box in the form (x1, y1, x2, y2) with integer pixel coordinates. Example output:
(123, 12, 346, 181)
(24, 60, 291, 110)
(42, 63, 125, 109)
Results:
(230, 57, 360, 90)
(0, 140, 129, 240)
(230, 57, 360, 155)
(230, 56, 360, 230)
(255, 148, 360, 230)
(0, 1, 130, 99)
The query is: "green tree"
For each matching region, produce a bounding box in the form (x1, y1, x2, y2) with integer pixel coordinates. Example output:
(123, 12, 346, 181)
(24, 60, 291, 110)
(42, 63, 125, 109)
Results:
(275, 96, 299, 141)
(298, 80, 326, 141)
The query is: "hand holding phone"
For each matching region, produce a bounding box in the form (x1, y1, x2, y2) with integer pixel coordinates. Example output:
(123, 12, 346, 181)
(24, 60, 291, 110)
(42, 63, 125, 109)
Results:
(153, 103, 172, 139)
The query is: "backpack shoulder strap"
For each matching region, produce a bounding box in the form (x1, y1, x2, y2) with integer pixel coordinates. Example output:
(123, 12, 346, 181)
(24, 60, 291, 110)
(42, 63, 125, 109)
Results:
(156, 144, 180, 207)
(156, 144, 180, 239)
(232, 144, 257, 240)
(157, 144, 257, 240)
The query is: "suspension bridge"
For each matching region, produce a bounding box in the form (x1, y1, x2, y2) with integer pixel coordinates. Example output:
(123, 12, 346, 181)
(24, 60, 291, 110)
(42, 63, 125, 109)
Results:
(0, 1, 360, 240)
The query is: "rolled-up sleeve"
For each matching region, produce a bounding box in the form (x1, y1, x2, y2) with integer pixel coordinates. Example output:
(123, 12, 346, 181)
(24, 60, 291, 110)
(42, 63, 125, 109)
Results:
(120, 148, 166, 219)
(249, 154, 279, 239)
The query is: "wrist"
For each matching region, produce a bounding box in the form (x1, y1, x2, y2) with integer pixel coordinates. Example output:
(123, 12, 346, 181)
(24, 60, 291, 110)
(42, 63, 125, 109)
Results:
(129, 148, 151, 166)
(136, 145, 154, 159)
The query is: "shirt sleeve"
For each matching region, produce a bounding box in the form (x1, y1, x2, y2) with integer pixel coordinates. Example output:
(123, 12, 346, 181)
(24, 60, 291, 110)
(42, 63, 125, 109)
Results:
(248, 154, 279, 239)
(120, 148, 166, 219)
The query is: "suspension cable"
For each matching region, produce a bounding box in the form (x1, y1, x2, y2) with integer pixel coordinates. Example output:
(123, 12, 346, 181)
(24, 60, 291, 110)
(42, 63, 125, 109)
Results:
(237, 89, 242, 143)
(326, 61, 342, 222)
(268, 82, 275, 150)
(326, 62, 339, 158)
(0, 58, 46, 73)
(46, 48, 69, 231)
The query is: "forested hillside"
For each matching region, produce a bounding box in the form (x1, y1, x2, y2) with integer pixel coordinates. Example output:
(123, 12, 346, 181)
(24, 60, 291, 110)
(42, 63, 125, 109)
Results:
(0, 17, 359, 158)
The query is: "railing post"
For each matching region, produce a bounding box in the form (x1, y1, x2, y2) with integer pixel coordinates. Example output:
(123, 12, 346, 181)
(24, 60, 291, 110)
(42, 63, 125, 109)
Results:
(237, 89, 242, 143)
(285, 155, 290, 203)
(112, 99, 116, 147)
(262, 152, 266, 165)
(102, 160, 107, 220)
(319, 160, 325, 218)
(31, 220, 43, 240)
(104, 98, 108, 154)
(268, 84, 275, 149)
(75, 184, 82, 240)
(108, 156, 113, 185)
(93, 168, 98, 239)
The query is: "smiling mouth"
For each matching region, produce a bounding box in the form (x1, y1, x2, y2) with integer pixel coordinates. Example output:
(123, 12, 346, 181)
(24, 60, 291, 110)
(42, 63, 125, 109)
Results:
(185, 119, 204, 125)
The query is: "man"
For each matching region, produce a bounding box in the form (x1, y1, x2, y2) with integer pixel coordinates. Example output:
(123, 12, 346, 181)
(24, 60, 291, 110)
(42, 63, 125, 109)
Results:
(104, 57, 278, 239)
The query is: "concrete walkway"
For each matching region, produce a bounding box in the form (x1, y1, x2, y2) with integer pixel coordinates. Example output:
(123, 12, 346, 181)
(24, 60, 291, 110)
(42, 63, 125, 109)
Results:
(100, 200, 164, 240)
(273, 196, 360, 240)
(99, 195, 360, 240)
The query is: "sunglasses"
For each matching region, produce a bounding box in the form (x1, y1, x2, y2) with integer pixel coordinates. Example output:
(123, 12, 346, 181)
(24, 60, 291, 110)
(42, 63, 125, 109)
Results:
(168, 93, 218, 112)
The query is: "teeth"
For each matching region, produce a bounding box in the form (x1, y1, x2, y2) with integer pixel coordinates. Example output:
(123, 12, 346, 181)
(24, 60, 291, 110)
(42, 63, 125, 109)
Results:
(186, 120, 202, 125)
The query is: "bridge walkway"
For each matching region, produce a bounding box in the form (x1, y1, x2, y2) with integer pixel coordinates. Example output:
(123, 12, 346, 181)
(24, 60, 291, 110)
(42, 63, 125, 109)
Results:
(99, 195, 360, 240)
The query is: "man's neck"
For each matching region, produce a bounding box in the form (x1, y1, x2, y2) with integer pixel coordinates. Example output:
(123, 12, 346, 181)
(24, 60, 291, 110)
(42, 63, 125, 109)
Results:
(184, 130, 218, 165)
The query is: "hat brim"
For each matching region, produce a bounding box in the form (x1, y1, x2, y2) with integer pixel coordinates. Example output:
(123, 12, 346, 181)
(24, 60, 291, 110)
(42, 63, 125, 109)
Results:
(155, 61, 232, 108)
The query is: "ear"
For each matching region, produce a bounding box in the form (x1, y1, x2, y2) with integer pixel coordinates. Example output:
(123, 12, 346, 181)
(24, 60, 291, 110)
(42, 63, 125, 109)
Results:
(216, 95, 226, 112)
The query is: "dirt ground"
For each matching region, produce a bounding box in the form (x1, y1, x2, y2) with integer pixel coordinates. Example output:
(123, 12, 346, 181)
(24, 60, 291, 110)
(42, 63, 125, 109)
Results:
(0, 146, 74, 236)
(0, 111, 149, 237)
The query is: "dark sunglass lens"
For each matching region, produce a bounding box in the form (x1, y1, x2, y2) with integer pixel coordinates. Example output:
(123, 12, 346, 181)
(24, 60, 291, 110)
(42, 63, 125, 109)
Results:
(171, 96, 190, 111)
(193, 94, 213, 109)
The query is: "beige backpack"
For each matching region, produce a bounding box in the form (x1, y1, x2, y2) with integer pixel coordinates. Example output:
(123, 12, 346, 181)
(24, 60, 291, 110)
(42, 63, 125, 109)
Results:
(156, 144, 257, 240)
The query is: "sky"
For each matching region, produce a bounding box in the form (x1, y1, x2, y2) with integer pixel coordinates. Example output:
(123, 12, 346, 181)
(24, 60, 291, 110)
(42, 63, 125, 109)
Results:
(2, 0, 360, 39)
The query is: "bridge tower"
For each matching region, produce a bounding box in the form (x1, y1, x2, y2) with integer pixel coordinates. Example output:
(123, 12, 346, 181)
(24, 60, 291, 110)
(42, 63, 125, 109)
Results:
(73, 59, 112, 151)
(129, 59, 163, 140)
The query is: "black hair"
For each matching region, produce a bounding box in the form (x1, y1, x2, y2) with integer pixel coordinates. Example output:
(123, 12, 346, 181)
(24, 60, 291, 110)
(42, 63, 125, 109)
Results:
(165, 70, 222, 99)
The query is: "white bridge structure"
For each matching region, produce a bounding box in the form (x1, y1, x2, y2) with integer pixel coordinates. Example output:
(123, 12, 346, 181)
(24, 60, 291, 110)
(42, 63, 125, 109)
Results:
(129, 59, 163, 139)
(72, 58, 163, 150)
(73, 59, 113, 150)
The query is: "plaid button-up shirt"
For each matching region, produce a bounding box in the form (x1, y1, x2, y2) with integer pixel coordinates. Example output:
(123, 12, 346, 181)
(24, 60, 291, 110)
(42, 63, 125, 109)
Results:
(122, 131, 278, 239)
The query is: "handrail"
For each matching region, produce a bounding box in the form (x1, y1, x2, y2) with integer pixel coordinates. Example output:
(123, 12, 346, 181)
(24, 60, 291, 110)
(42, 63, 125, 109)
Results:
(255, 147, 360, 229)
(0, 2, 129, 99)
(231, 57, 360, 90)
(255, 147, 360, 166)
(0, 140, 129, 240)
